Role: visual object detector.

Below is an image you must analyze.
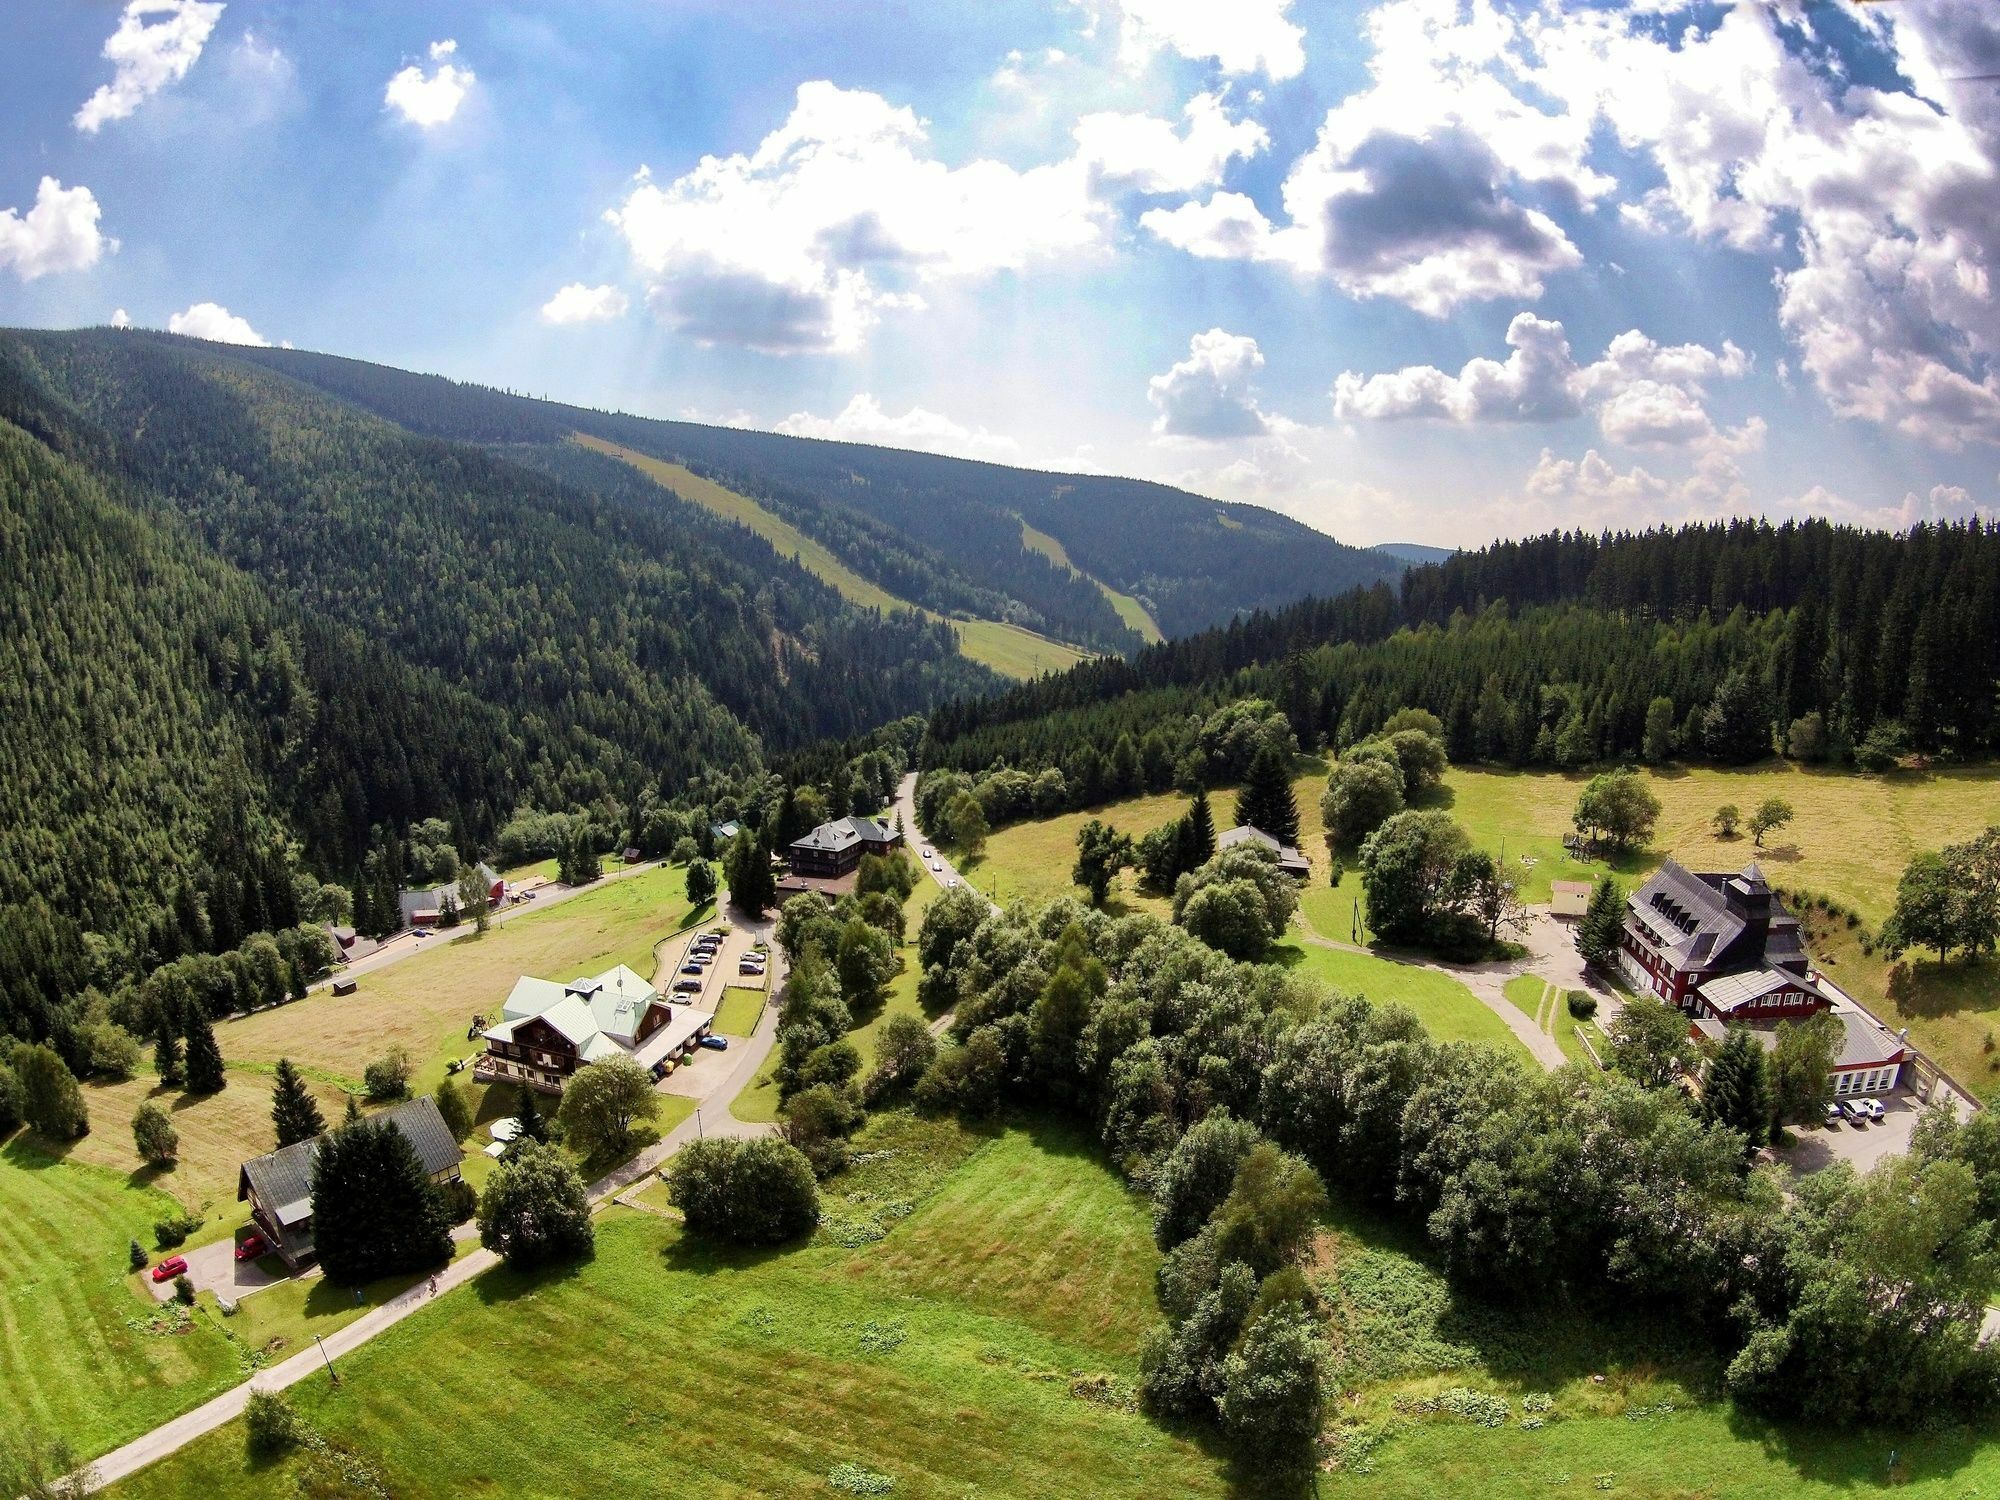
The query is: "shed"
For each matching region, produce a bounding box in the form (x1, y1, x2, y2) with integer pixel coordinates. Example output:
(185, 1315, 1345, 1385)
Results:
(1550, 881, 1593, 918)
(332, 977, 358, 997)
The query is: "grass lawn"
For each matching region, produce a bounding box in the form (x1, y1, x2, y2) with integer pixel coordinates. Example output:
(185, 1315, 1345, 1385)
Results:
(584, 435, 1092, 682)
(1501, 974, 1602, 1067)
(711, 985, 768, 1038)
(111, 1120, 1232, 1500)
(497, 855, 558, 885)
(1280, 942, 1527, 1059)
(64, 1068, 352, 1230)
(0, 1134, 243, 1459)
(1309, 1196, 2000, 1498)
(218, 864, 693, 1097)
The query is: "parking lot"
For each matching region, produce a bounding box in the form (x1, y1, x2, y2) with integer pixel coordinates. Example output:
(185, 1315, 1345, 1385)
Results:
(1776, 1087, 1928, 1175)
(654, 923, 769, 1100)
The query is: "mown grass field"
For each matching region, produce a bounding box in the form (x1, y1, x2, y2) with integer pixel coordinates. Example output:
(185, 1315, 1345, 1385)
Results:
(111, 1120, 1232, 1500)
(65, 1068, 352, 1227)
(711, 985, 767, 1038)
(583, 435, 1093, 680)
(102, 1113, 2000, 1500)
(1018, 518, 1164, 645)
(1281, 943, 1526, 1057)
(219, 864, 693, 1096)
(0, 1135, 242, 1459)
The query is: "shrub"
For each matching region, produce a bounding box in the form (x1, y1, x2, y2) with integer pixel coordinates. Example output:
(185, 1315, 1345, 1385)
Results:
(172, 1273, 195, 1305)
(154, 1211, 200, 1249)
(244, 1390, 306, 1457)
(362, 1047, 412, 1101)
(435, 1177, 477, 1225)
(129, 1237, 148, 1271)
(1566, 991, 1597, 1020)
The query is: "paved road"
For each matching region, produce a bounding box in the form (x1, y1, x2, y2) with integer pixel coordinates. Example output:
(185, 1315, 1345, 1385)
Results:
(890, 773, 996, 1038)
(303, 857, 666, 995)
(81, 887, 778, 1494)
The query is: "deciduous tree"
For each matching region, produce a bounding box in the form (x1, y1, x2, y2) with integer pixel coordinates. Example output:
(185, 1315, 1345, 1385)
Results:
(477, 1139, 593, 1269)
(556, 1055, 659, 1161)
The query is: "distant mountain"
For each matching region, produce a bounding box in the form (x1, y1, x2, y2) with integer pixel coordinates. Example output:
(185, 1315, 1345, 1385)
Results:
(0, 325, 987, 997)
(211, 342, 1404, 642)
(1373, 541, 1456, 567)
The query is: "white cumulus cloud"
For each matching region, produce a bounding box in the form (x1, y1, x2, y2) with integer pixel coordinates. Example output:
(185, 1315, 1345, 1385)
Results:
(0, 178, 114, 281)
(1334, 312, 1750, 447)
(604, 81, 1104, 354)
(1074, 91, 1268, 195)
(385, 39, 474, 128)
(540, 283, 630, 324)
(75, 0, 225, 133)
(1148, 328, 1274, 439)
(167, 300, 268, 345)
(110, 308, 132, 328)
(1104, 0, 1307, 80)
(775, 394, 1021, 461)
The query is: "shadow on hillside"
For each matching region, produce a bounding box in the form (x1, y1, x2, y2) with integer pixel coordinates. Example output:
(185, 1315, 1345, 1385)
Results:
(657, 1228, 809, 1278)
(1722, 1404, 1990, 1491)
(1885, 957, 1996, 1021)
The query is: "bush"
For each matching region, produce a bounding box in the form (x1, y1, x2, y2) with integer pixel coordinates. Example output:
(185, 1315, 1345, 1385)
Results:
(172, 1273, 195, 1305)
(154, 1211, 200, 1249)
(129, 1237, 149, 1271)
(862, 1013, 938, 1103)
(780, 1084, 866, 1177)
(1566, 991, 1597, 1020)
(244, 1390, 306, 1457)
(435, 1176, 477, 1225)
(666, 1136, 820, 1244)
(362, 1047, 412, 1102)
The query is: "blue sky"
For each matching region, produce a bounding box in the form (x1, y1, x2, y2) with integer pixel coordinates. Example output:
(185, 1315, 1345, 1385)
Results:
(3, 0, 1997, 546)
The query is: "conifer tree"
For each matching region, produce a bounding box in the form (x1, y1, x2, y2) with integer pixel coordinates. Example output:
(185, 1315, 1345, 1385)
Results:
(182, 1007, 226, 1094)
(310, 1115, 450, 1286)
(1700, 1029, 1775, 1153)
(1236, 743, 1300, 846)
(1187, 787, 1216, 865)
(1576, 876, 1626, 973)
(513, 1083, 549, 1146)
(152, 1026, 183, 1087)
(270, 1057, 325, 1147)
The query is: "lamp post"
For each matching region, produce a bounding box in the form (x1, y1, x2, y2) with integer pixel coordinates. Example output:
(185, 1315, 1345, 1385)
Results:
(314, 1333, 339, 1385)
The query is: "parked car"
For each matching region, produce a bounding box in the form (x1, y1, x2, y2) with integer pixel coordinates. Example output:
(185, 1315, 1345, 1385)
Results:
(929, 860, 943, 872)
(1839, 1099, 1869, 1122)
(151, 1255, 188, 1283)
(698, 1035, 729, 1051)
(672, 978, 701, 994)
(738, 959, 765, 972)
(680, 964, 704, 977)
(1861, 1096, 1886, 1122)
(235, 1233, 269, 1262)
(1824, 1102, 1844, 1128)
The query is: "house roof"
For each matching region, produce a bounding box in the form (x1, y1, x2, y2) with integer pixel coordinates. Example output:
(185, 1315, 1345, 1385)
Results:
(1695, 966, 1826, 1015)
(486, 963, 668, 1061)
(1625, 859, 1792, 975)
(1834, 1010, 1907, 1070)
(1219, 825, 1310, 869)
(237, 1095, 464, 1221)
(790, 816, 899, 855)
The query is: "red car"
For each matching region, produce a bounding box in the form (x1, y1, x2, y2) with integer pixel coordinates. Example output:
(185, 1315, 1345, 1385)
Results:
(235, 1233, 269, 1262)
(150, 1254, 188, 1283)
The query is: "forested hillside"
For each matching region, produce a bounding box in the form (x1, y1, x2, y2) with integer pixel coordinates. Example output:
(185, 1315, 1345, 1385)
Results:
(209, 342, 1401, 642)
(0, 327, 986, 1043)
(924, 519, 2000, 780)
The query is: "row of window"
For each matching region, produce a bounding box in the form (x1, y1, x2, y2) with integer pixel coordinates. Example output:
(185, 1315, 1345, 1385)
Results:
(1833, 1065, 1900, 1096)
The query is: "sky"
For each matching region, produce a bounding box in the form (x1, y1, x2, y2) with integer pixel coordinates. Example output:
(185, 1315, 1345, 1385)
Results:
(3, 0, 1998, 548)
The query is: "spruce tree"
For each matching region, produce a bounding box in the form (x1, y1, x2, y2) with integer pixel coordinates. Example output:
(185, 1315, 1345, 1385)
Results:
(514, 1083, 549, 1146)
(310, 1116, 451, 1286)
(1576, 876, 1626, 973)
(1187, 787, 1216, 865)
(152, 1027, 184, 1087)
(1700, 1029, 1775, 1153)
(183, 1007, 226, 1094)
(1237, 743, 1300, 846)
(270, 1057, 325, 1147)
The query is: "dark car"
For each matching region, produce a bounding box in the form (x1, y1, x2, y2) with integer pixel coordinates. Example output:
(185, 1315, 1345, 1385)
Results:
(672, 978, 701, 994)
(150, 1254, 188, 1283)
(698, 1035, 729, 1051)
